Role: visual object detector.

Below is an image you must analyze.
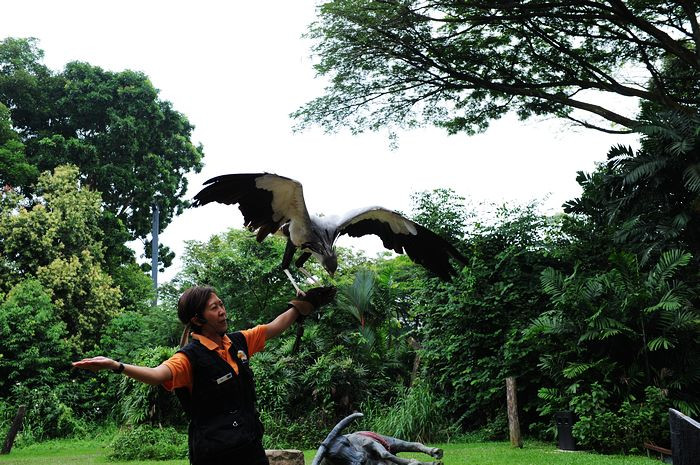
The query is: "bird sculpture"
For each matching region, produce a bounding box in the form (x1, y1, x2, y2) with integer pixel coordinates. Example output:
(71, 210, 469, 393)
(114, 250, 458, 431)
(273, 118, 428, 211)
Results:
(193, 173, 467, 294)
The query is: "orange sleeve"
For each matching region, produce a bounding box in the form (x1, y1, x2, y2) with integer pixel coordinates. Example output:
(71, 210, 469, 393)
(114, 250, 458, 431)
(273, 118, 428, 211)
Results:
(241, 324, 267, 356)
(161, 352, 193, 392)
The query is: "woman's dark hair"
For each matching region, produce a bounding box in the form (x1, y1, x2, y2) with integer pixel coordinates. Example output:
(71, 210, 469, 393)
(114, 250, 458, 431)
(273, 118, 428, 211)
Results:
(177, 286, 217, 329)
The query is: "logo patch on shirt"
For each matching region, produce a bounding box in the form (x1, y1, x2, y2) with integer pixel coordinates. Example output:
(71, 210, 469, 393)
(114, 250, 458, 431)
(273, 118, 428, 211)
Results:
(237, 350, 248, 362)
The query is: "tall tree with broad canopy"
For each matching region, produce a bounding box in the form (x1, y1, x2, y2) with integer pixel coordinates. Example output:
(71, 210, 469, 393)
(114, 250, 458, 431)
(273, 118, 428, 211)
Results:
(294, 1, 700, 135)
(0, 37, 204, 249)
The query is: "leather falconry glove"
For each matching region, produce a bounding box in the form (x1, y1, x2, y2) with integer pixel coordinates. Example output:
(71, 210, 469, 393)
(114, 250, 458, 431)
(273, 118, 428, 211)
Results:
(289, 286, 337, 316)
(290, 286, 336, 354)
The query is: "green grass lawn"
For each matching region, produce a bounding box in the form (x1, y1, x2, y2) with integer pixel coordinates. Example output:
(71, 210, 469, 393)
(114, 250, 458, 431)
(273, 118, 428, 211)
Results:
(0, 438, 661, 465)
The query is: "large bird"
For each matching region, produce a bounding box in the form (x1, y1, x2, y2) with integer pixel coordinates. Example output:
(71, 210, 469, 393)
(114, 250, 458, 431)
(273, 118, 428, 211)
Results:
(193, 173, 467, 294)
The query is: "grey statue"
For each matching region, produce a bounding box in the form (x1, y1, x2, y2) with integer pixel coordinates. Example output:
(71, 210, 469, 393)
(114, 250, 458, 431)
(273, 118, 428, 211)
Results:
(310, 413, 444, 465)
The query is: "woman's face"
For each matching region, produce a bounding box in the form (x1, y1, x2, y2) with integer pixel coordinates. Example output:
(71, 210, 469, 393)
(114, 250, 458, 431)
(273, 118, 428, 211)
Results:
(196, 292, 228, 336)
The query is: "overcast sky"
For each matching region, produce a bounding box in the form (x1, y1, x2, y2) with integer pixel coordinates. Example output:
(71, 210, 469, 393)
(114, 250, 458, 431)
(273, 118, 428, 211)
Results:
(5, 1, 639, 282)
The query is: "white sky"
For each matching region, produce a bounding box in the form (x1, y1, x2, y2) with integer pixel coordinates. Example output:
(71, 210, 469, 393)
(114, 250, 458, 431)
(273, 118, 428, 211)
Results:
(5, 1, 640, 282)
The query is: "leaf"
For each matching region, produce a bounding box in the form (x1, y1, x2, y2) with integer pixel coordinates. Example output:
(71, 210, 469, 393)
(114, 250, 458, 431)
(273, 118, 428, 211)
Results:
(540, 267, 565, 296)
(647, 249, 691, 287)
(563, 363, 594, 379)
(647, 336, 675, 351)
(683, 164, 700, 193)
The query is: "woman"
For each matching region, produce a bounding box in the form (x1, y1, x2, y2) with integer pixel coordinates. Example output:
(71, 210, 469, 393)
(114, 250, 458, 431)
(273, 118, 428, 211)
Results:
(73, 285, 336, 465)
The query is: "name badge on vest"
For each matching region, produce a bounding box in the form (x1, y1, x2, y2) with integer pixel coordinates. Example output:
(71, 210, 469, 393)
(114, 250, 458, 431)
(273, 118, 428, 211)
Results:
(216, 373, 233, 384)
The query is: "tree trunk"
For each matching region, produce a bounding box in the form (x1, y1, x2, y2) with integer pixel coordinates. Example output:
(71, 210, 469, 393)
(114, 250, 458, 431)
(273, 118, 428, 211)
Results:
(407, 336, 421, 387)
(506, 377, 523, 448)
(2, 405, 27, 454)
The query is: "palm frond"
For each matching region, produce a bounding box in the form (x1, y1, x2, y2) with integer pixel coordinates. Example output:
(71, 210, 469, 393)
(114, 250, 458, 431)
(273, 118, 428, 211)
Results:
(683, 163, 700, 193)
(647, 336, 676, 351)
(622, 157, 668, 185)
(647, 249, 691, 287)
(525, 313, 565, 337)
(644, 289, 684, 314)
(563, 362, 594, 379)
(540, 267, 565, 297)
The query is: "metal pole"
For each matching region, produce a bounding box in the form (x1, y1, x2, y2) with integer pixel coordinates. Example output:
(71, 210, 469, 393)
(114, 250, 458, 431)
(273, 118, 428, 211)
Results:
(151, 203, 159, 307)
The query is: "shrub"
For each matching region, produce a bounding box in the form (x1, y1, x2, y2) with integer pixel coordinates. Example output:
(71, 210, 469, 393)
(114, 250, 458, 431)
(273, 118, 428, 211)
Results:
(108, 425, 187, 461)
(571, 383, 670, 453)
(116, 346, 186, 427)
(8, 384, 87, 445)
(260, 409, 328, 450)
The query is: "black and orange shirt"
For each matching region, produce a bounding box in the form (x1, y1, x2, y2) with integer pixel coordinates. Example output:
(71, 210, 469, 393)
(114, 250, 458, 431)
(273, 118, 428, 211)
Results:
(161, 325, 267, 392)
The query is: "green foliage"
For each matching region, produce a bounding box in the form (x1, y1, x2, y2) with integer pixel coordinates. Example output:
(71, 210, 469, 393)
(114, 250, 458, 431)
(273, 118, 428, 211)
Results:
(338, 269, 377, 329)
(108, 425, 187, 461)
(0, 102, 36, 189)
(0, 165, 123, 353)
(565, 112, 700, 266)
(0, 280, 71, 396)
(410, 188, 469, 243)
(1, 165, 104, 279)
(418, 200, 560, 429)
(362, 380, 453, 443)
(116, 346, 185, 427)
(294, 1, 699, 135)
(8, 384, 88, 445)
(0, 38, 204, 243)
(570, 384, 671, 454)
(530, 249, 700, 421)
(259, 409, 328, 450)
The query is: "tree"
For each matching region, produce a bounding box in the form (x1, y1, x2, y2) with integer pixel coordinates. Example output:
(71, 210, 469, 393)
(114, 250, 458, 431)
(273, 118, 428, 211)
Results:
(0, 165, 122, 352)
(0, 279, 71, 396)
(0, 37, 204, 244)
(294, 1, 700, 135)
(565, 112, 700, 265)
(415, 199, 561, 431)
(0, 103, 36, 189)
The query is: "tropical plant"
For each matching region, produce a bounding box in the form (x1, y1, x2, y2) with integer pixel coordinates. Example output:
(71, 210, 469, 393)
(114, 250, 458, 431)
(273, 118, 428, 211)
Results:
(116, 346, 185, 427)
(565, 112, 700, 266)
(529, 249, 700, 417)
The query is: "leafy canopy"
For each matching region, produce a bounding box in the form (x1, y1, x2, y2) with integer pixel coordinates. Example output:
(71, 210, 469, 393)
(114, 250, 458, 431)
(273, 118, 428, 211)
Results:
(0, 37, 204, 241)
(294, 0, 700, 135)
(0, 165, 122, 352)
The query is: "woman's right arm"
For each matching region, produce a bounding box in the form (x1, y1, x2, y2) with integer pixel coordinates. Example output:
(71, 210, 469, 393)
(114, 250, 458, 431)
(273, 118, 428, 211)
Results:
(72, 356, 172, 386)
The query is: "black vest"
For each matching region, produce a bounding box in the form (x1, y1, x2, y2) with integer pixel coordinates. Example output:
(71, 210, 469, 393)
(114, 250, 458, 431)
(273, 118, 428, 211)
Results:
(176, 332, 264, 463)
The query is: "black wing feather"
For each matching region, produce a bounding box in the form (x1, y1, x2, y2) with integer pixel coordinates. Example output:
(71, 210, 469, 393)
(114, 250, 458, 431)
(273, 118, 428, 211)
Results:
(193, 173, 285, 240)
(341, 218, 467, 280)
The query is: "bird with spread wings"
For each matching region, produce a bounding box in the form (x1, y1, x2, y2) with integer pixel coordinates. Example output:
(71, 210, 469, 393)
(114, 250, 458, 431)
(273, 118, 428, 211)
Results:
(193, 173, 467, 294)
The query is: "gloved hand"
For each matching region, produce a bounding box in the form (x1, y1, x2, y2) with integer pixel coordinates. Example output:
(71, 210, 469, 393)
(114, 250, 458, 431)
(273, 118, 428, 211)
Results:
(290, 286, 337, 316)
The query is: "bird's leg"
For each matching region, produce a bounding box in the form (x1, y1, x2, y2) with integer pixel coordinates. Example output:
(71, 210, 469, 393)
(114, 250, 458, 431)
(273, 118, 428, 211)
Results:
(284, 269, 306, 296)
(294, 252, 320, 285)
(298, 267, 320, 285)
(282, 237, 305, 296)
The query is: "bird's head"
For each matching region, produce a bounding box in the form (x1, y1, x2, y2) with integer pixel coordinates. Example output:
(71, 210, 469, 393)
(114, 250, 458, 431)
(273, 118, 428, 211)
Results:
(321, 252, 337, 277)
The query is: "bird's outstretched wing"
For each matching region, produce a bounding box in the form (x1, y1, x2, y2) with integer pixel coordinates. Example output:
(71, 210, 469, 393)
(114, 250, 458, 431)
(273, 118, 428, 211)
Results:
(334, 207, 467, 280)
(192, 173, 311, 241)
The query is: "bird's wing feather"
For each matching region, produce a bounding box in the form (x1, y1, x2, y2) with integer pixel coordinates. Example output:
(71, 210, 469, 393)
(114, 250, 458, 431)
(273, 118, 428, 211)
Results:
(334, 207, 467, 280)
(192, 173, 311, 241)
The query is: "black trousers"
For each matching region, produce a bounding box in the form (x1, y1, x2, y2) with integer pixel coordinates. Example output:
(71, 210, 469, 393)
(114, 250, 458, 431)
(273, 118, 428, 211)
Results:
(191, 440, 269, 465)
